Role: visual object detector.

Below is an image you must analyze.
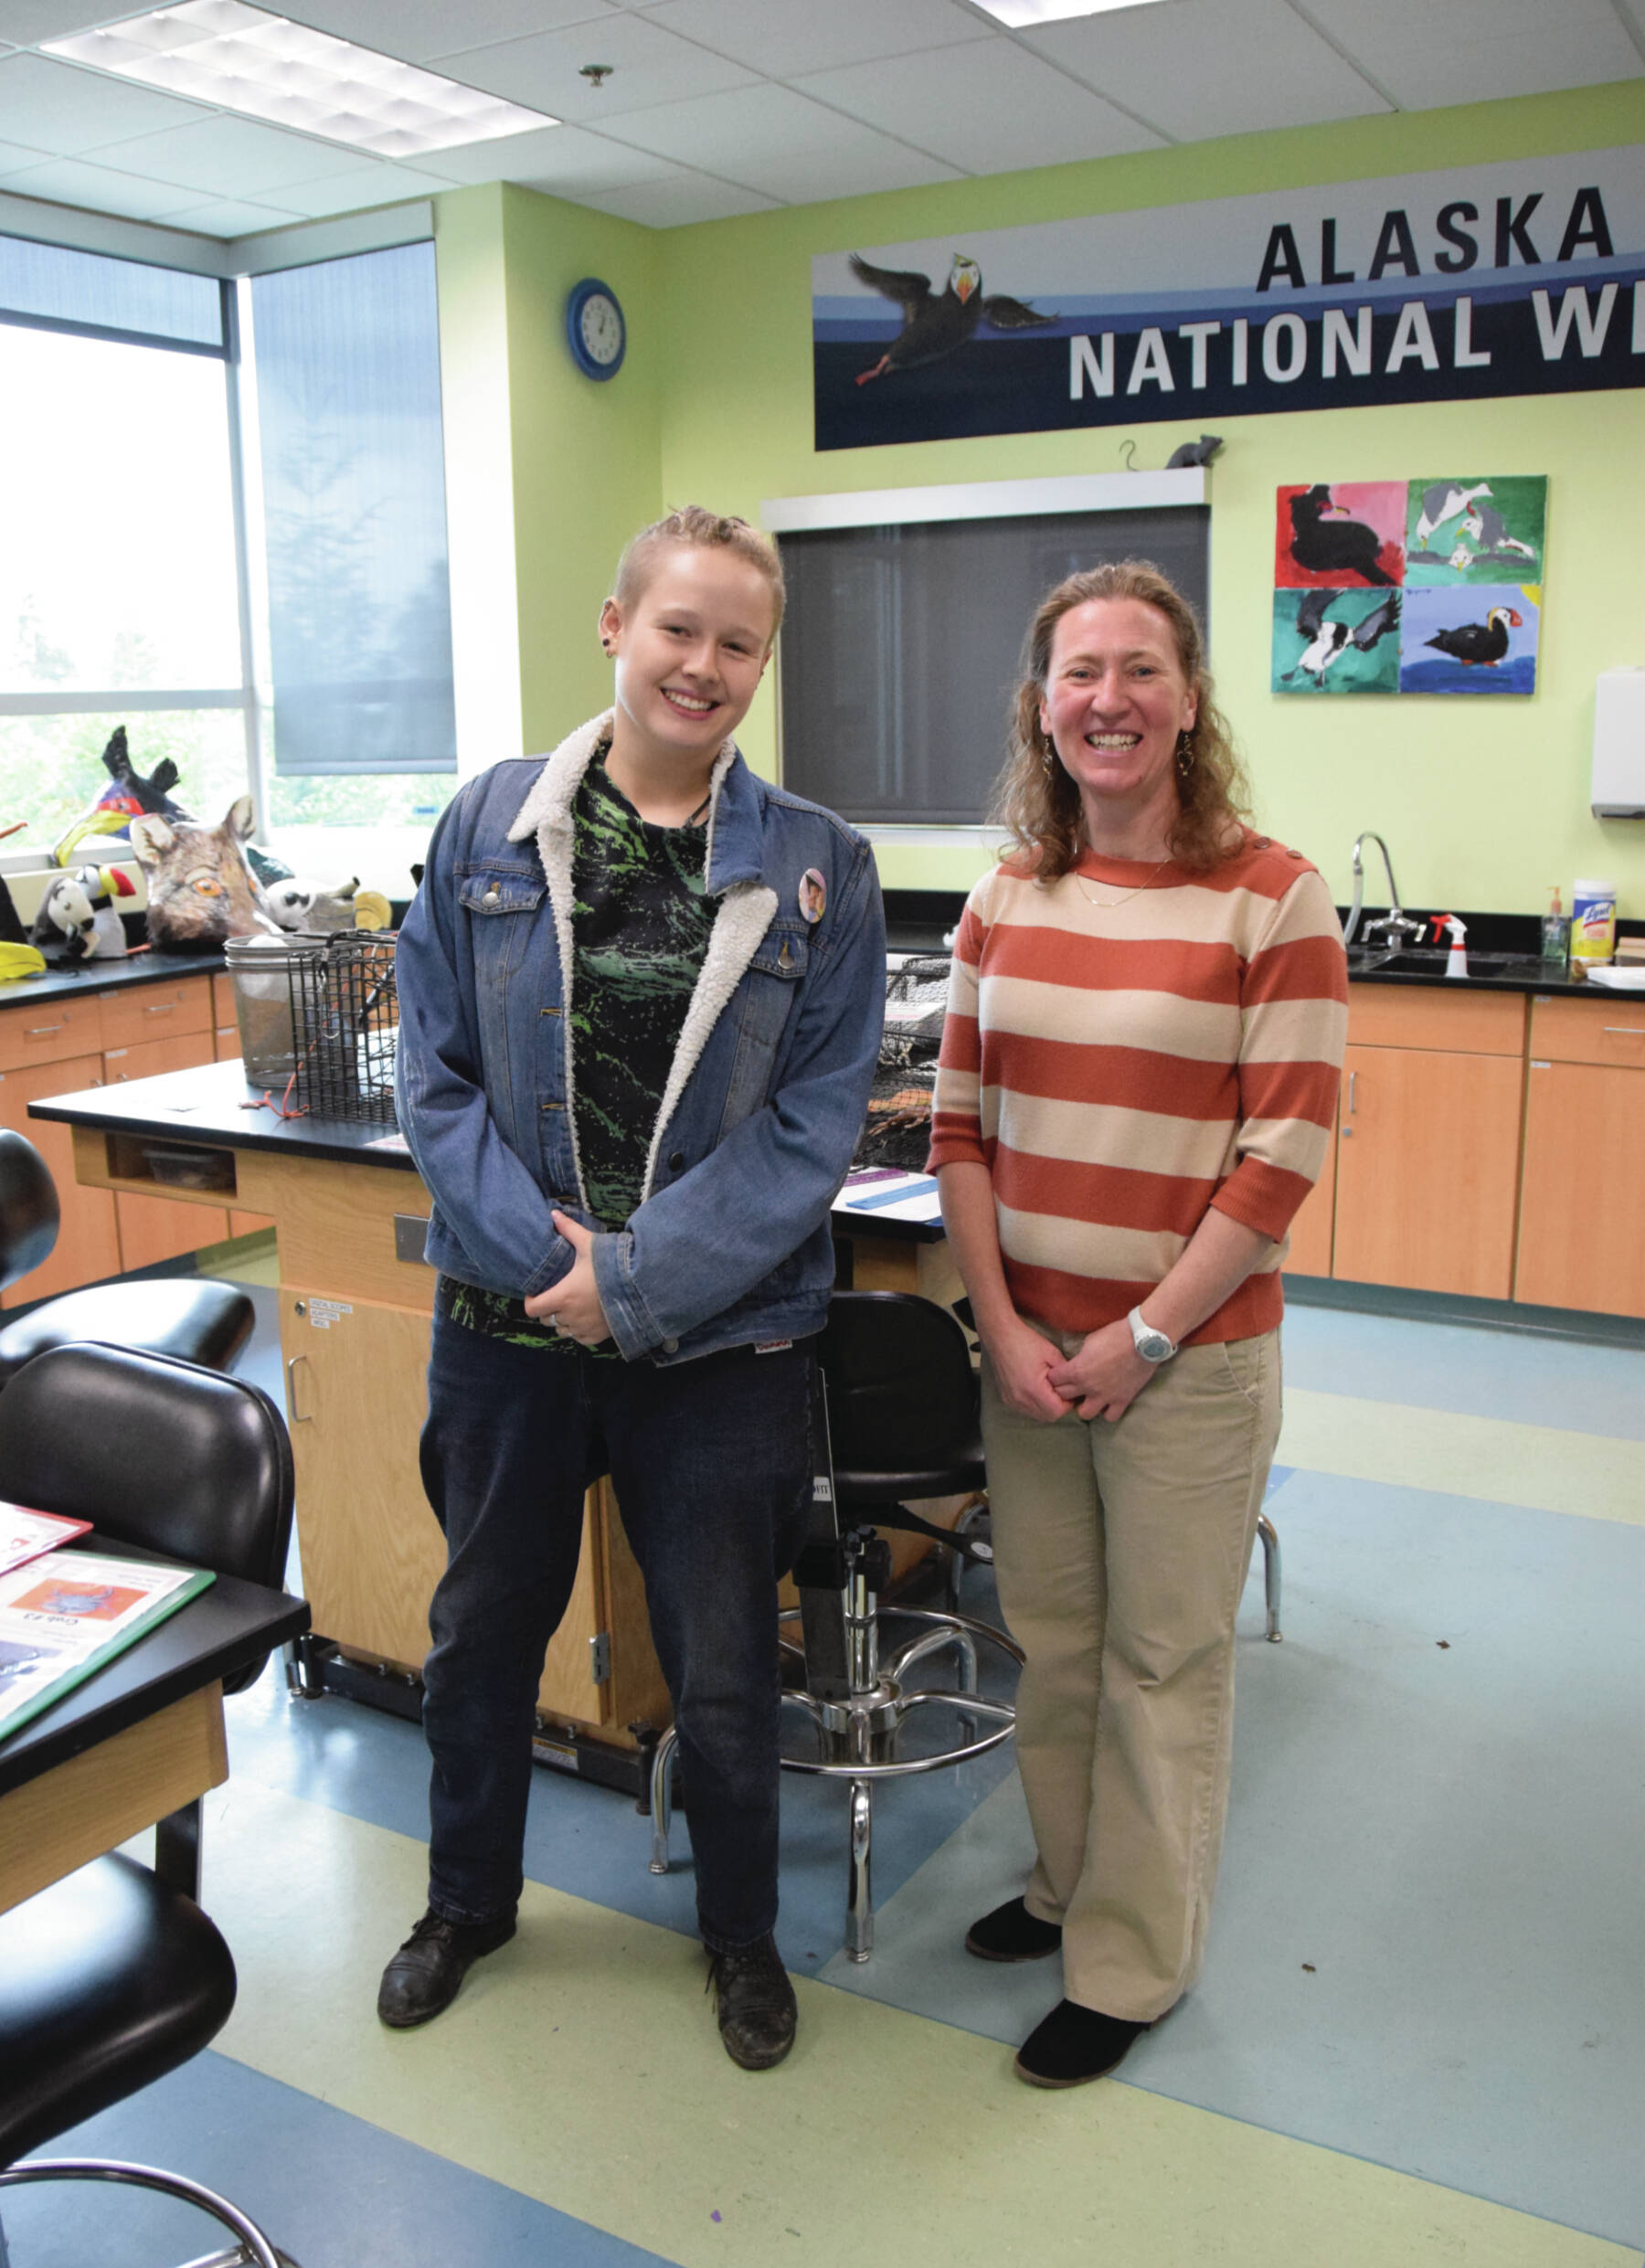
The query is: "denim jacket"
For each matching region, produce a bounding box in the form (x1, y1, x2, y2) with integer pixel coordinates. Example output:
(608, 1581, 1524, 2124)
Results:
(395, 713, 886, 1365)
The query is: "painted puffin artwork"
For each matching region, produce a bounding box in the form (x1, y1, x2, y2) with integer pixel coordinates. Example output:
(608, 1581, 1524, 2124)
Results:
(1398, 584, 1539, 694)
(1423, 605, 1523, 666)
(846, 251, 1054, 385)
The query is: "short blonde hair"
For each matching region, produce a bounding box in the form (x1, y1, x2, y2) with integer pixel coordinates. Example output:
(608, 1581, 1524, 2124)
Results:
(613, 506, 786, 641)
(993, 558, 1252, 879)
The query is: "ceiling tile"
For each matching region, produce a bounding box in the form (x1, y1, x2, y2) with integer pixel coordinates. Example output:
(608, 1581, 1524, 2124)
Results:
(0, 133, 55, 172)
(792, 39, 1162, 173)
(1025, 0, 1388, 142)
(577, 167, 777, 227)
(428, 11, 758, 124)
(91, 111, 363, 195)
(0, 148, 207, 218)
(636, 0, 991, 79)
(268, 159, 456, 217)
(0, 3, 147, 42)
(600, 84, 962, 201)
(152, 194, 303, 236)
(274, 1, 618, 67)
(1301, 0, 1643, 110)
(406, 120, 669, 190)
(0, 51, 210, 154)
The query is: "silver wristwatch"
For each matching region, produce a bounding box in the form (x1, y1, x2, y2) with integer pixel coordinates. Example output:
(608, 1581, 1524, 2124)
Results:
(1127, 1306, 1177, 1364)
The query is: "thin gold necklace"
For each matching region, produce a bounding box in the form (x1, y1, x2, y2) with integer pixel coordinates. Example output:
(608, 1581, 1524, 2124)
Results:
(1072, 853, 1170, 910)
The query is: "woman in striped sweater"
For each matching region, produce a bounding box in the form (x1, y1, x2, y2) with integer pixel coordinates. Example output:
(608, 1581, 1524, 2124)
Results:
(929, 560, 1346, 2088)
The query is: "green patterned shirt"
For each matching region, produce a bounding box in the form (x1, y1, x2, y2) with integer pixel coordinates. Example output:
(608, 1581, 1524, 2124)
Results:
(439, 751, 712, 1350)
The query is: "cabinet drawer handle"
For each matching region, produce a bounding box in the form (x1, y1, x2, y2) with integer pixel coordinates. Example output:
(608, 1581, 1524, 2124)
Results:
(1347, 1071, 1357, 1115)
(286, 1353, 313, 1423)
(1600, 1025, 1645, 1036)
(143, 1002, 175, 1017)
(25, 1023, 64, 1037)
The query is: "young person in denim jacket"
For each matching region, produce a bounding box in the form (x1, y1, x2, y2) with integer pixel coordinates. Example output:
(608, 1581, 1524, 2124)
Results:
(380, 509, 885, 2069)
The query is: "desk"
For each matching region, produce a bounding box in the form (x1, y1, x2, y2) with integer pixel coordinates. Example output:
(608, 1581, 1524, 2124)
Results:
(0, 1551, 308, 1915)
(32, 1063, 965, 1784)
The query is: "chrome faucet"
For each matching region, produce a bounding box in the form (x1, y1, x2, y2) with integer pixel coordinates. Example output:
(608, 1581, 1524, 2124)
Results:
(1343, 832, 1424, 950)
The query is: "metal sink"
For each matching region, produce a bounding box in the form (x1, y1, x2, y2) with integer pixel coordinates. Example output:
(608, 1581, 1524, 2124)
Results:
(1346, 945, 1531, 977)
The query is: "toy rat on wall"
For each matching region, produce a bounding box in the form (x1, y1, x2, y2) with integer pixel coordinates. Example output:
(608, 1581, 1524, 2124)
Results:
(29, 864, 135, 962)
(128, 796, 280, 949)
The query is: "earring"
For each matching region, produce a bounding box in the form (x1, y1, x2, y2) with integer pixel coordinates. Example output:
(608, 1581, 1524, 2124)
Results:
(1175, 729, 1194, 779)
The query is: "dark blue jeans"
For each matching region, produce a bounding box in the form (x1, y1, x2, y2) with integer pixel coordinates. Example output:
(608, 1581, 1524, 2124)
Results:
(418, 1309, 812, 1952)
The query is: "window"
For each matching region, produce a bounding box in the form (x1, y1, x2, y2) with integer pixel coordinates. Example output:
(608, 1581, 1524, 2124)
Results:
(0, 242, 249, 854)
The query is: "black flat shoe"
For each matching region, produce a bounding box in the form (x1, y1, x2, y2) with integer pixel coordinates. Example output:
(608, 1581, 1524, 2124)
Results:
(706, 1934, 797, 2070)
(1014, 1998, 1148, 2088)
(377, 1906, 516, 2029)
(964, 1896, 1063, 1963)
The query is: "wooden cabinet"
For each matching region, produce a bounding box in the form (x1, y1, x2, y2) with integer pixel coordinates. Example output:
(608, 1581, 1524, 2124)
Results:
(1, 971, 243, 1296)
(0, 1050, 120, 1304)
(244, 1150, 668, 1743)
(1281, 1088, 1338, 1278)
(1514, 996, 1645, 1318)
(105, 1002, 228, 1269)
(1326, 986, 1526, 1301)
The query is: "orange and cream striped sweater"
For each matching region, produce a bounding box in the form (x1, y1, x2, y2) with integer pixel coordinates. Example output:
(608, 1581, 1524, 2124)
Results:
(927, 832, 1348, 1345)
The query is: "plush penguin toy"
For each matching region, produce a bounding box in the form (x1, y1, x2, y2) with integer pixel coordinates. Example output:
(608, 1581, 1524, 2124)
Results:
(30, 864, 134, 962)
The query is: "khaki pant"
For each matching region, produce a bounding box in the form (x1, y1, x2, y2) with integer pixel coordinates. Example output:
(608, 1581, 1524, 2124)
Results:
(981, 1325, 1281, 2022)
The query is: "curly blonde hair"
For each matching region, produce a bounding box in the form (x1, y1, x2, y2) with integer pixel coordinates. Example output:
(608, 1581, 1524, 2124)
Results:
(992, 559, 1253, 880)
(613, 505, 786, 641)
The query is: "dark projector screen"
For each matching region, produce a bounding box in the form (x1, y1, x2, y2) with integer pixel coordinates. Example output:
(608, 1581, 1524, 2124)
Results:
(777, 504, 1209, 826)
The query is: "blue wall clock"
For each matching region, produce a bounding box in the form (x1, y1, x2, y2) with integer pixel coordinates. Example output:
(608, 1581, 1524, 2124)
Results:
(566, 277, 626, 381)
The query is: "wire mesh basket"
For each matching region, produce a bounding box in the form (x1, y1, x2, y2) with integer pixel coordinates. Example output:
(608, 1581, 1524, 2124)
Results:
(854, 951, 950, 1171)
(286, 931, 400, 1124)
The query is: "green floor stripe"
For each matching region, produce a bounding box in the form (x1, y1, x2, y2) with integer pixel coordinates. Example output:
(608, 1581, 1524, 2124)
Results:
(1280, 1390, 1645, 1527)
(202, 1784, 1633, 2268)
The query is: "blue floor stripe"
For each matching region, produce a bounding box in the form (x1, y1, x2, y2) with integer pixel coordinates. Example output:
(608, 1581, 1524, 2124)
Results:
(2, 2050, 679, 2268)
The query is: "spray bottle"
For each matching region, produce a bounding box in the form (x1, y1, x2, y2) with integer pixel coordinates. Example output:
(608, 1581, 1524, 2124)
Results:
(1439, 913, 1469, 979)
(1541, 885, 1570, 966)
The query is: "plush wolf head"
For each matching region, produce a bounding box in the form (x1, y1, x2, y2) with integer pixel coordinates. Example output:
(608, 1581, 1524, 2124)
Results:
(129, 796, 280, 949)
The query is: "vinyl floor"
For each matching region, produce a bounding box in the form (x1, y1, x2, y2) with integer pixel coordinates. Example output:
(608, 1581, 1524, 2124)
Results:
(6, 1285, 1641, 2268)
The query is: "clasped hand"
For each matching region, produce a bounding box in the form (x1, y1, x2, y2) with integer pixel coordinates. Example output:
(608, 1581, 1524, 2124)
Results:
(992, 1315, 1155, 1425)
(523, 1211, 611, 1346)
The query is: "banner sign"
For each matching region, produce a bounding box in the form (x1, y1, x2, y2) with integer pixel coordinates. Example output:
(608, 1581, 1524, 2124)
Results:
(812, 145, 1644, 453)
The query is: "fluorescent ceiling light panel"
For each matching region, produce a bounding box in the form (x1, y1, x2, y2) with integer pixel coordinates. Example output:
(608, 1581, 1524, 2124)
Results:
(45, 0, 556, 159)
(974, 0, 1168, 24)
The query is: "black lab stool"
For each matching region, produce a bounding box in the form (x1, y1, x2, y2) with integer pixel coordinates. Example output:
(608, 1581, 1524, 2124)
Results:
(648, 1292, 1022, 1961)
(0, 1130, 252, 1386)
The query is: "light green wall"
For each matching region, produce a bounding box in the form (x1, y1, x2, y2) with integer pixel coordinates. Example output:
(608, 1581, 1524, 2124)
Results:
(435, 182, 662, 769)
(651, 81, 1645, 916)
(440, 84, 1645, 916)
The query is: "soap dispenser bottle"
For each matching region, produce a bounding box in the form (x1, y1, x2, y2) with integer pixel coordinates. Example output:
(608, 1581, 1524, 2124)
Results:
(1542, 886, 1570, 966)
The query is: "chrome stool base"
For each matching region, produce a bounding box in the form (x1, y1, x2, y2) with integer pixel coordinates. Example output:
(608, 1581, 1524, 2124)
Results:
(649, 1598, 1022, 1963)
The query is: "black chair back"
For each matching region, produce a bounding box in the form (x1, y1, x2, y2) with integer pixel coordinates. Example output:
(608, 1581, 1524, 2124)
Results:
(0, 1343, 295, 1692)
(819, 1290, 983, 1502)
(0, 1129, 59, 1293)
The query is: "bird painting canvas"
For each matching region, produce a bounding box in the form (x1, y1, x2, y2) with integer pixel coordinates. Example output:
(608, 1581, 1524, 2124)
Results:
(1274, 483, 1406, 588)
(1272, 588, 1402, 694)
(1398, 584, 1541, 694)
(1402, 475, 1547, 588)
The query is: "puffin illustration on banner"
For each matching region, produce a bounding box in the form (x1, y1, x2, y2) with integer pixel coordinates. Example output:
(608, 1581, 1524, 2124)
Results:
(847, 251, 1054, 385)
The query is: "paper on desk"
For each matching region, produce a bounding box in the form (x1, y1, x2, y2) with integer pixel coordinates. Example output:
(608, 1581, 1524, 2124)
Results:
(0, 1503, 91, 1577)
(838, 1171, 943, 1223)
(0, 1548, 213, 1741)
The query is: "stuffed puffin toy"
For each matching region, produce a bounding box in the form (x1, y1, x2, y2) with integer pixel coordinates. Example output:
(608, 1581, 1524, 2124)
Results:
(31, 864, 134, 962)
